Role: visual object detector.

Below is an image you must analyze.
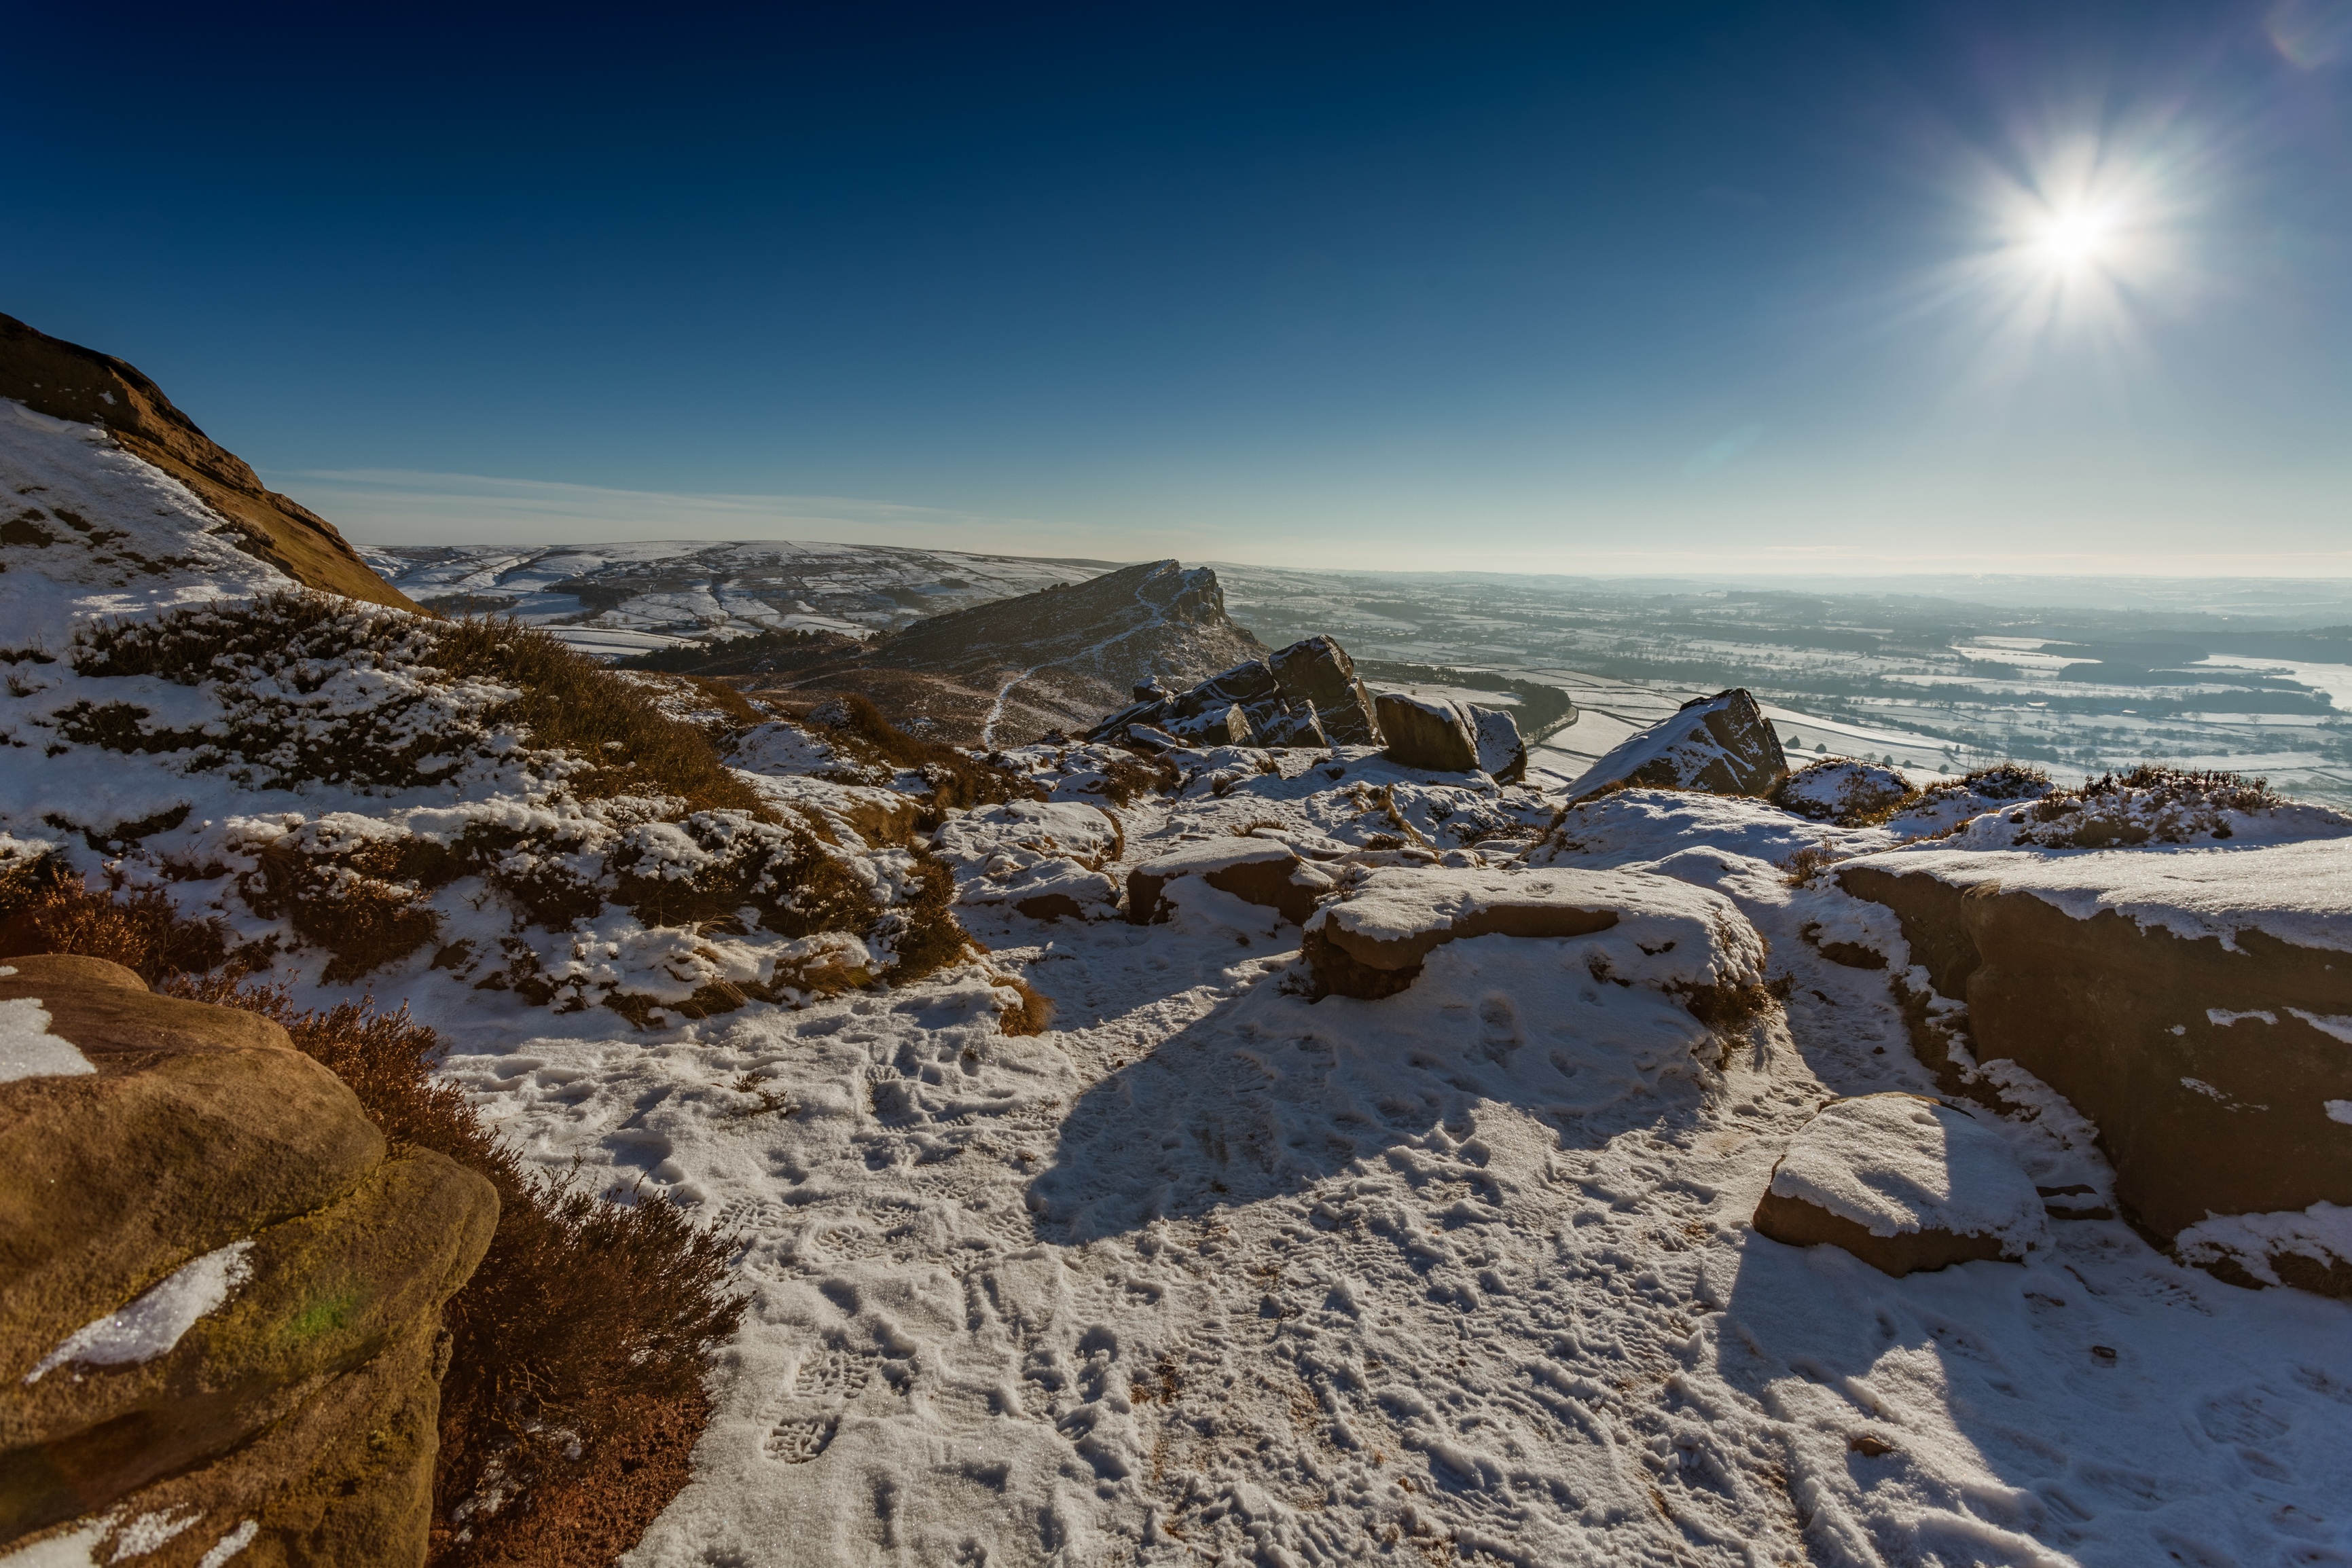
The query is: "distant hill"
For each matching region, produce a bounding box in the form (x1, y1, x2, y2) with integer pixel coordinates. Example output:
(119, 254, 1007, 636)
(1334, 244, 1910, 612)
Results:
(0, 313, 416, 613)
(744, 559, 1268, 745)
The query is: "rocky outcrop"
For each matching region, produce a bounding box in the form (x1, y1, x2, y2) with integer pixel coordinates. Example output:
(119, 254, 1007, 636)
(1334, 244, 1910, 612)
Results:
(1565, 689, 1787, 803)
(0, 314, 420, 614)
(1301, 865, 1765, 1006)
(1373, 693, 1479, 772)
(1086, 635, 1382, 752)
(1752, 1094, 2044, 1276)
(934, 801, 1125, 922)
(1836, 843, 2352, 1293)
(1267, 636, 1381, 745)
(1, 955, 497, 1565)
(1125, 840, 1336, 927)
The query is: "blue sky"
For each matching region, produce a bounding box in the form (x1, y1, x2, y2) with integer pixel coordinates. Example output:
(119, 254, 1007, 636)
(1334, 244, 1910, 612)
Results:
(8, 1, 2349, 572)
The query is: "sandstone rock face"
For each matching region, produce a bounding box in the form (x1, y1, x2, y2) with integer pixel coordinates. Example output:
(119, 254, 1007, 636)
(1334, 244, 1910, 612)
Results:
(1301, 865, 1765, 1005)
(1374, 693, 1479, 773)
(0, 955, 497, 1564)
(1126, 840, 1336, 927)
(1837, 844, 2352, 1293)
(1085, 635, 1383, 752)
(0, 313, 419, 613)
(1752, 1094, 2045, 1277)
(1468, 705, 1527, 785)
(1565, 689, 1788, 803)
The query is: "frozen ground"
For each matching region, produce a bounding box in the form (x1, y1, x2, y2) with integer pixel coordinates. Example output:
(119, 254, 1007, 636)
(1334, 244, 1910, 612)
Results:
(409, 769, 2352, 1568)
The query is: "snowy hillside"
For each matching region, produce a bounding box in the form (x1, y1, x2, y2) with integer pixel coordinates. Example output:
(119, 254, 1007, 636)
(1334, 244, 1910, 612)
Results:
(8, 390, 2352, 1567)
(363, 541, 1121, 657)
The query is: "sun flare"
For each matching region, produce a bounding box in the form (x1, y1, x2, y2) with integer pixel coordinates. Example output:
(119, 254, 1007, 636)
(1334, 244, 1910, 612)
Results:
(2040, 205, 2116, 267)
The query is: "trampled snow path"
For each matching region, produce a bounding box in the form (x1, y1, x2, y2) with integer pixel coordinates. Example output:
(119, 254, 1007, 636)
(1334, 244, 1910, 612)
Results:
(420, 788, 2352, 1567)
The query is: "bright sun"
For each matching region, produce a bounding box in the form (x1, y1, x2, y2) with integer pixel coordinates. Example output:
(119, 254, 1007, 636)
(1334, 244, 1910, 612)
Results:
(2040, 205, 2116, 267)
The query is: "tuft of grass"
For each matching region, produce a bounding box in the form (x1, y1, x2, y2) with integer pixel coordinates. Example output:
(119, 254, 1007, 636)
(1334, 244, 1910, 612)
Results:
(990, 972, 1055, 1036)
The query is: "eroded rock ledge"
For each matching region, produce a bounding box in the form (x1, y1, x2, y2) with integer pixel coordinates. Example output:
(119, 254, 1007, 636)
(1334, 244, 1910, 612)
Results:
(1837, 842, 2352, 1294)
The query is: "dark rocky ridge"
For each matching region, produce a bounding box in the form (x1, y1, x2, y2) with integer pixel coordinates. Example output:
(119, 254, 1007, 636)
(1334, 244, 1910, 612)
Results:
(747, 559, 1269, 744)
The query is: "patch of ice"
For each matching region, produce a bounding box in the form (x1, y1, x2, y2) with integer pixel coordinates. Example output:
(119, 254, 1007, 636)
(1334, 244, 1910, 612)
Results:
(107, 1509, 201, 1562)
(192, 1522, 257, 1568)
(2207, 1008, 2278, 1027)
(27, 1241, 256, 1383)
(2290, 1009, 2352, 1045)
(0, 998, 96, 1083)
(2177, 1201, 2352, 1287)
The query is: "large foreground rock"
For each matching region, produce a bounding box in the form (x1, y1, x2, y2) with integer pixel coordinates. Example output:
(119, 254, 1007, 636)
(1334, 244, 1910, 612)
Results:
(1752, 1094, 2045, 1276)
(1302, 864, 1766, 1008)
(1837, 841, 2352, 1293)
(0, 955, 498, 1564)
(1566, 689, 1788, 803)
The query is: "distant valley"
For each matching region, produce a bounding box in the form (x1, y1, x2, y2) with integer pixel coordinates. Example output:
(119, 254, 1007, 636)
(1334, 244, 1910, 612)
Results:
(374, 543, 2352, 803)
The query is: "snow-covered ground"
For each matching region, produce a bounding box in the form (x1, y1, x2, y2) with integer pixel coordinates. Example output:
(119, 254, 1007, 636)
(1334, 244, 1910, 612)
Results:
(10, 411, 2352, 1567)
(408, 768, 2352, 1568)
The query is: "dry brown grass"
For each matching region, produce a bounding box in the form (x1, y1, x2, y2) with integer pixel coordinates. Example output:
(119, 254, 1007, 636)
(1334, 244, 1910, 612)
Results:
(991, 972, 1055, 1036)
(0, 881, 742, 1567)
(430, 618, 769, 816)
(1779, 841, 1840, 886)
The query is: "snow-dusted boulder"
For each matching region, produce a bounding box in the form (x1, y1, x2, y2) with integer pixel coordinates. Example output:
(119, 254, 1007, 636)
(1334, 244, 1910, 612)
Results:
(1565, 688, 1788, 804)
(1083, 636, 1378, 752)
(1752, 1094, 2044, 1276)
(1838, 839, 2352, 1292)
(1468, 704, 1526, 785)
(1374, 691, 1479, 772)
(1301, 864, 1767, 1006)
(1776, 756, 1913, 825)
(1125, 838, 1337, 926)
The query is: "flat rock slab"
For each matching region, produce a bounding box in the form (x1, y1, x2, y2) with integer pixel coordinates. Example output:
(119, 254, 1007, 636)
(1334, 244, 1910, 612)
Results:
(1303, 864, 1763, 1002)
(1127, 839, 1335, 926)
(1753, 1093, 2045, 1277)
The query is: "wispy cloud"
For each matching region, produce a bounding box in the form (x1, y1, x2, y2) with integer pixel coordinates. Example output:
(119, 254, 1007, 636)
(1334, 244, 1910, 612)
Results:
(267, 467, 1106, 556)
